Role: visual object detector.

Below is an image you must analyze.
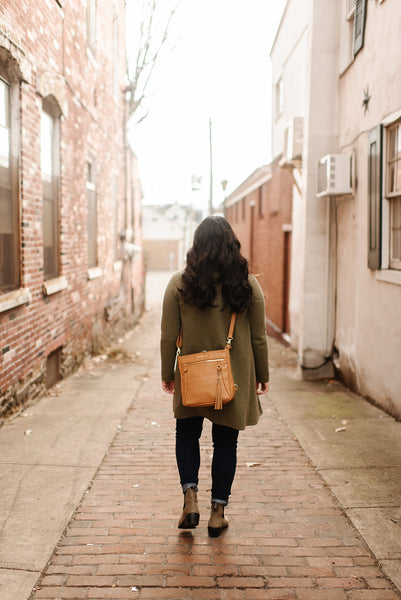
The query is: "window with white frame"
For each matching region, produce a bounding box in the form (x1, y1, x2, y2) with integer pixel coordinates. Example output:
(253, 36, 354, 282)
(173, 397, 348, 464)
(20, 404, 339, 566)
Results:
(386, 121, 401, 270)
(0, 74, 19, 292)
(346, 0, 367, 61)
(41, 98, 61, 281)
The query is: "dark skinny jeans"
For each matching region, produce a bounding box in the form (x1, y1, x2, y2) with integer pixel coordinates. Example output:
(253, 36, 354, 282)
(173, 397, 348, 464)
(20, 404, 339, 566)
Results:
(175, 416, 239, 505)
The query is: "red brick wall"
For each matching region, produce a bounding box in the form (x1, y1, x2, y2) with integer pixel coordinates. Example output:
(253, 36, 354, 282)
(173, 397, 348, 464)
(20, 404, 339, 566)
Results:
(226, 159, 293, 335)
(0, 0, 144, 420)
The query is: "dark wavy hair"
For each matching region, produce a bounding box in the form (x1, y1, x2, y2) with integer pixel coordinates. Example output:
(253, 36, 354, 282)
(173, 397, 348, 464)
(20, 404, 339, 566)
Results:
(179, 216, 252, 312)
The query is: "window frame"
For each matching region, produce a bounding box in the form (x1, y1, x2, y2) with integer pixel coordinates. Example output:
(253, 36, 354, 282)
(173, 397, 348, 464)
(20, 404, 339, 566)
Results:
(0, 72, 20, 293)
(353, 0, 367, 56)
(86, 156, 97, 269)
(367, 125, 382, 270)
(385, 120, 401, 270)
(41, 97, 61, 281)
(369, 111, 401, 280)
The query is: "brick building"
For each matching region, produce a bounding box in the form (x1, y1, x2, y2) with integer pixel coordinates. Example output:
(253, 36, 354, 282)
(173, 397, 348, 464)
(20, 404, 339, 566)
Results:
(225, 160, 293, 339)
(0, 0, 144, 422)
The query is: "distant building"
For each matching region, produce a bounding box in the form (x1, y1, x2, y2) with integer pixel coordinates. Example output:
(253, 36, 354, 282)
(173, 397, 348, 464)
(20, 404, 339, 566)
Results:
(0, 0, 144, 422)
(225, 163, 293, 341)
(142, 203, 202, 271)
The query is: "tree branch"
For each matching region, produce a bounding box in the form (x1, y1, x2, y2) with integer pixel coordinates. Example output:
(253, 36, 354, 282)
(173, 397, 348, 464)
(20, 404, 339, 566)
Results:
(127, 0, 180, 123)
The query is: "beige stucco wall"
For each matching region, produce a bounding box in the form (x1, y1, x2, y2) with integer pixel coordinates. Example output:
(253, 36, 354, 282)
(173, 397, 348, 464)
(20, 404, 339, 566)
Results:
(337, 0, 401, 416)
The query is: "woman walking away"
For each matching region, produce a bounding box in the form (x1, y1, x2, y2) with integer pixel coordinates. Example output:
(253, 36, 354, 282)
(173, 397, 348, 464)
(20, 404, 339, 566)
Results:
(160, 216, 269, 537)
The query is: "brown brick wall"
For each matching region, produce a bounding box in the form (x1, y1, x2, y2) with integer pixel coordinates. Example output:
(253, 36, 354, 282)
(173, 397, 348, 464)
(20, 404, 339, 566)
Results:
(226, 159, 293, 335)
(0, 0, 144, 421)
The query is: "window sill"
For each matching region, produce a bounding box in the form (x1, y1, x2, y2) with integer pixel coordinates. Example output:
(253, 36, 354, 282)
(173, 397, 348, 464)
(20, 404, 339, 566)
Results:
(376, 269, 401, 286)
(43, 276, 68, 296)
(87, 267, 103, 280)
(0, 288, 32, 313)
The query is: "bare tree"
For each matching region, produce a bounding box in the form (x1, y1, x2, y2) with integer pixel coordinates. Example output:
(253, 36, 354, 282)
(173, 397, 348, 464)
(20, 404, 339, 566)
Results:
(126, 0, 180, 126)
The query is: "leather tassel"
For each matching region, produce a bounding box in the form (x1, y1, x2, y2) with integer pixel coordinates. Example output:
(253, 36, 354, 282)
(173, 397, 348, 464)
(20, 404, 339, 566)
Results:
(215, 365, 223, 409)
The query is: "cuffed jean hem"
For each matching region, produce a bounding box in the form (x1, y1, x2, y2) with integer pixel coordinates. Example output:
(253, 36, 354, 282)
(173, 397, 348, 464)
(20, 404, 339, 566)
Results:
(182, 483, 198, 493)
(211, 497, 228, 506)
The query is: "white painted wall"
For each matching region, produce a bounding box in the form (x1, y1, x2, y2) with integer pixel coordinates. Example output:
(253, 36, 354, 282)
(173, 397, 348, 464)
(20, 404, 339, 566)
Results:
(336, 0, 401, 416)
(298, 0, 342, 371)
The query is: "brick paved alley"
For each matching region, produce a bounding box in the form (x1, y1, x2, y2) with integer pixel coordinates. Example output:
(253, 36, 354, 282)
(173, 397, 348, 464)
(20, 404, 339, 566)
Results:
(28, 273, 401, 600)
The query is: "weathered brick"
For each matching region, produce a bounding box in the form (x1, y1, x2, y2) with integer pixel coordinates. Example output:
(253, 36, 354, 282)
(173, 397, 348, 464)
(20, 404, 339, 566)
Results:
(0, 0, 144, 420)
(226, 158, 293, 335)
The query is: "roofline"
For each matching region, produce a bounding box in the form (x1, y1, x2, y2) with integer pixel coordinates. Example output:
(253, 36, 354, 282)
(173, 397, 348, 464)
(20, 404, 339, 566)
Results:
(270, 0, 290, 56)
(225, 166, 273, 208)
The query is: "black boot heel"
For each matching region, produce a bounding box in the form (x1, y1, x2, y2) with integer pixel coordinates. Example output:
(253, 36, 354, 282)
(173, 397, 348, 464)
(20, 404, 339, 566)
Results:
(179, 512, 200, 529)
(208, 525, 225, 537)
(207, 502, 228, 537)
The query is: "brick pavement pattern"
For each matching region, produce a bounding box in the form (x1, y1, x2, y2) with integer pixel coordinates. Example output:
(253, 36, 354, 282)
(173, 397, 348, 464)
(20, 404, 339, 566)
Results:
(30, 308, 401, 600)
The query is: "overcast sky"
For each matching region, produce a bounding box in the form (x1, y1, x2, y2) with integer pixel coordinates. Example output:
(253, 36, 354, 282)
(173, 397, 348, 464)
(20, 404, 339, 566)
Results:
(126, 0, 286, 212)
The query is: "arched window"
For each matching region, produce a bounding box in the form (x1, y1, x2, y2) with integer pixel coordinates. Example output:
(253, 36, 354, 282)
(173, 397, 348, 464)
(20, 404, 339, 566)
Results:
(41, 95, 61, 280)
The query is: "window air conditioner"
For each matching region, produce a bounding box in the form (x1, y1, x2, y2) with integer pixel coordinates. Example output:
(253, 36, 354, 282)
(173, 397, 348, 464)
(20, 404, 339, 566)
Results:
(283, 117, 303, 163)
(316, 154, 353, 197)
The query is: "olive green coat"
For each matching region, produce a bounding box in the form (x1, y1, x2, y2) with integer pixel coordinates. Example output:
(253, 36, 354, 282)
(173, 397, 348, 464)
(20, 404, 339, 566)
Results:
(160, 272, 269, 430)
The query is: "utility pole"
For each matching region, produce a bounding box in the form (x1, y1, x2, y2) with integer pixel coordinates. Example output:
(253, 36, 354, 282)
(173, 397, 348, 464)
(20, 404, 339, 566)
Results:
(209, 117, 213, 216)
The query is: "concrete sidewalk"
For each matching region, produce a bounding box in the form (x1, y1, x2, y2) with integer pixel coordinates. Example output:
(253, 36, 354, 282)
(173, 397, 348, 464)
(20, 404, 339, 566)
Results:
(0, 270, 400, 600)
(269, 361, 401, 594)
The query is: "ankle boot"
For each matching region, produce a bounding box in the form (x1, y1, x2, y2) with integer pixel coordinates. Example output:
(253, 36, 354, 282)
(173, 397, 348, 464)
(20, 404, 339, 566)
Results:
(178, 487, 200, 529)
(208, 502, 228, 537)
